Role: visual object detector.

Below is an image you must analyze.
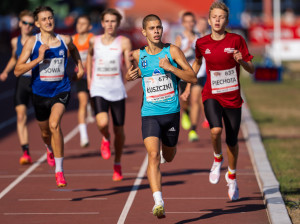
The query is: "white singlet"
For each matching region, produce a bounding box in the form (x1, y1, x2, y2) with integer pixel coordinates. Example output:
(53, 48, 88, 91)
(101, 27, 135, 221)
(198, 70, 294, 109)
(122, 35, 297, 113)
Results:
(90, 35, 127, 101)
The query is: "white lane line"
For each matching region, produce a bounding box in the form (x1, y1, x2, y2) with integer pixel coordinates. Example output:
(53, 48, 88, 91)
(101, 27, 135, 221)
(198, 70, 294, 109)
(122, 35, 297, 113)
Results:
(164, 197, 228, 200)
(117, 155, 148, 224)
(4, 212, 100, 215)
(0, 107, 34, 131)
(0, 89, 14, 101)
(149, 211, 245, 214)
(18, 198, 107, 201)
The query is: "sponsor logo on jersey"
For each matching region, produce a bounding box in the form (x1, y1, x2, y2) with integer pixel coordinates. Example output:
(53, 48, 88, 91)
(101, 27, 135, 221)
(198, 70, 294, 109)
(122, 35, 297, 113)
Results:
(59, 49, 65, 56)
(142, 59, 148, 68)
(153, 68, 161, 75)
(205, 48, 211, 54)
(213, 72, 221, 76)
(168, 127, 176, 132)
(224, 48, 235, 53)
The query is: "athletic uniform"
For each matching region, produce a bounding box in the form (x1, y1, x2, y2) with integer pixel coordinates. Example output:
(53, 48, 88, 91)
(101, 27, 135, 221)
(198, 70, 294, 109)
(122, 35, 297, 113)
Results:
(30, 33, 70, 121)
(140, 44, 180, 147)
(195, 32, 253, 146)
(73, 33, 93, 93)
(90, 35, 126, 126)
(14, 35, 32, 106)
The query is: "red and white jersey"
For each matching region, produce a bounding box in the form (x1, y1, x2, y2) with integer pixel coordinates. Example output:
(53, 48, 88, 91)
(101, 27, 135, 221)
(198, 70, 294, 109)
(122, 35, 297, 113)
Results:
(90, 35, 127, 101)
(195, 32, 253, 108)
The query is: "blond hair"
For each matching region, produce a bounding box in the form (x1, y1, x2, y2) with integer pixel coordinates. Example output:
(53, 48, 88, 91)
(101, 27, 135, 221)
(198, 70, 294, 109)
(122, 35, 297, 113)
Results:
(209, 1, 229, 21)
(19, 10, 34, 20)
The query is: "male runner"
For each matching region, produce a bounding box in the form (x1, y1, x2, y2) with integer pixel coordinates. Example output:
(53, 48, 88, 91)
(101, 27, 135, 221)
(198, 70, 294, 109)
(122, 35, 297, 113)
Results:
(192, 2, 254, 200)
(126, 14, 196, 218)
(86, 8, 132, 181)
(0, 10, 34, 165)
(72, 15, 94, 148)
(15, 6, 84, 187)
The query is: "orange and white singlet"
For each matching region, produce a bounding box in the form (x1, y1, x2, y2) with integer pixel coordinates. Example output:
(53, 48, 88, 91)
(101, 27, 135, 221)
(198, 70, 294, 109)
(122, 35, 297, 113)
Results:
(90, 35, 127, 101)
(73, 33, 93, 65)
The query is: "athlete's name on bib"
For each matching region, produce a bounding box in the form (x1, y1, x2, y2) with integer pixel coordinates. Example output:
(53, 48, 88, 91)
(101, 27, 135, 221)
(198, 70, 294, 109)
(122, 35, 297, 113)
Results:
(212, 77, 237, 86)
(212, 69, 236, 86)
(147, 83, 173, 93)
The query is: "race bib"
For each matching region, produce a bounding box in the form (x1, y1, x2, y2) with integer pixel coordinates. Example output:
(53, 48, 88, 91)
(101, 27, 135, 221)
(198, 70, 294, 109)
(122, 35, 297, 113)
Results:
(144, 73, 175, 102)
(79, 50, 88, 63)
(210, 67, 239, 94)
(95, 58, 119, 79)
(39, 58, 64, 81)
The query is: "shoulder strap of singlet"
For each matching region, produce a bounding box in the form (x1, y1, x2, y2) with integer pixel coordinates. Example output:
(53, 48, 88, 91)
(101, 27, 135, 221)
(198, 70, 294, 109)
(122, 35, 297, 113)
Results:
(56, 34, 68, 50)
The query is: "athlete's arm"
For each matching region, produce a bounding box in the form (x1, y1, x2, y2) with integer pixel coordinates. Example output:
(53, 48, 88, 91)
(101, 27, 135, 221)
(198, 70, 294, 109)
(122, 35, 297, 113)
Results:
(160, 44, 197, 83)
(86, 36, 94, 89)
(0, 37, 18, 81)
(121, 36, 133, 70)
(174, 35, 182, 48)
(14, 36, 49, 77)
(62, 35, 84, 80)
(233, 50, 254, 74)
(125, 49, 141, 81)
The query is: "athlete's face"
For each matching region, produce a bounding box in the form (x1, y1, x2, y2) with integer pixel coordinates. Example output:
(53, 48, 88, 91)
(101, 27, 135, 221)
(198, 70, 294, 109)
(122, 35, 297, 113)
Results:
(101, 14, 119, 35)
(208, 8, 228, 33)
(142, 20, 163, 44)
(197, 18, 208, 34)
(35, 11, 55, 32)
(182, 15, 195, 32)
(19, 15, 34, 35)
(76, 17, 91, 34)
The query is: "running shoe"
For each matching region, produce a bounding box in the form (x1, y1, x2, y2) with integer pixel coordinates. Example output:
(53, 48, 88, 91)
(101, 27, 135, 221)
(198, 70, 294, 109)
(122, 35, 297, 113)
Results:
(188, 130, 199, 142)
(113, 164, 123, 181)
(225, 172, 239, 201)
(160, 150, 166, 164)
(80, 138, 89, 148)
(19, 151, 32, 165)
(209, 157, 223, 184)
(152, 203, 165, 218)
(181, 112, 191, 130)
(47, 149, 55, 167)
(202, 120, 210, 129)
(100, 138, 111, 160)
(55, 172, 67, 187)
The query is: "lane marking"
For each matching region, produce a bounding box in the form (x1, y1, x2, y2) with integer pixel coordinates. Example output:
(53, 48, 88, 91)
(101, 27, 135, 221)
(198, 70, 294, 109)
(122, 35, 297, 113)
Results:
(149, 211, 245, 214)
(18, 198, 107, 201)
(164, 197, 229, 200)
(117, 155, 148, 224)
(0, 173, 138, 179)
(0, 107, 34, 131)
(4, 212, 100, 215)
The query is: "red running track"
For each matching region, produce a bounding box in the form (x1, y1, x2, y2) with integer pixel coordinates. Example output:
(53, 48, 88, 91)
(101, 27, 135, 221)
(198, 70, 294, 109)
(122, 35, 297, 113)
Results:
(0, 80, 269, 224)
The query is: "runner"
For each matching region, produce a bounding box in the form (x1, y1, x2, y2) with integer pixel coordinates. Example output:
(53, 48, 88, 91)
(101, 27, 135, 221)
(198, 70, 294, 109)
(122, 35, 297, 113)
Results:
(72, 15, 94, 148)
(0, 10, 34, 165)
(192, 2, 254, 200)
(126, 14, 196, 218)
(14, 6, 84, 187)
(86, 8, 132, 181)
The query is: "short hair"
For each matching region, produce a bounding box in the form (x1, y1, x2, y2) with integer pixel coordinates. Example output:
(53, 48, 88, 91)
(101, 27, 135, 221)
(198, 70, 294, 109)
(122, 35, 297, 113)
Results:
(142, 14, 161, 29)
(33, 6, 54, 21)
(209, 1, 229, 21)
(100, 8, 122, 25)
(19, 10, 34, 20)
(181, 12, 196, 22)
(77, 15, 91, 24)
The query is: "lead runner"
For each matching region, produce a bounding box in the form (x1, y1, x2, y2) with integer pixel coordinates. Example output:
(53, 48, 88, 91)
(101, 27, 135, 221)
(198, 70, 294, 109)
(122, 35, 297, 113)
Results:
(192, 2, 254, 200)
(126, 14, 196, 218)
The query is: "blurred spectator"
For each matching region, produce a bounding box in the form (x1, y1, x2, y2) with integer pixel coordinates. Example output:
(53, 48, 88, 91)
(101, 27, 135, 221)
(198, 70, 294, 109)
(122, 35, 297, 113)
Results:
(282, 8, 296, 27)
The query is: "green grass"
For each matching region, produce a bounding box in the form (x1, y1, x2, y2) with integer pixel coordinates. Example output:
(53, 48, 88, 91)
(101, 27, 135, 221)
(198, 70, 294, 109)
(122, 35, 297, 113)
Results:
(241, 74, 300, 223)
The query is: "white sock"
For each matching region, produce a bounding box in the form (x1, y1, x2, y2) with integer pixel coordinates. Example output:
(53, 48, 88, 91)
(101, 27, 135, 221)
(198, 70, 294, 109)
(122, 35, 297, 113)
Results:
(153, 191, 164, 206)
(214, 152, 222, 159)
(78, 123, 88, 140)
(45, 144, 53, 153)
(54, 157, 64, 173)
(228, 167, 236, 174)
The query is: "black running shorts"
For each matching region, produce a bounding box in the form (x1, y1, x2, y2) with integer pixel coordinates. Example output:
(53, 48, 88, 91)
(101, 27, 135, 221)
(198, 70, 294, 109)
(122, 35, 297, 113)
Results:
(76, 78, 88, 93)
(14, 76, 32, 107)
(142, 112, 180, 147)
(32, 92, 70, 121)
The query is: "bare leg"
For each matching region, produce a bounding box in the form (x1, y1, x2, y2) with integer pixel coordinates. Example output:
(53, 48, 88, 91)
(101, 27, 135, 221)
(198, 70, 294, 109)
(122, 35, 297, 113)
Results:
(227, 144, 239, 170)
(113, 125, 125, 163)
(15, 105, 28, 146)
(189, 85, 201, 128)
(210, 127, 222, 154)
(95, 112, 110, 139)
(161, 144, 176, 163)
(77, 91, 88, 125)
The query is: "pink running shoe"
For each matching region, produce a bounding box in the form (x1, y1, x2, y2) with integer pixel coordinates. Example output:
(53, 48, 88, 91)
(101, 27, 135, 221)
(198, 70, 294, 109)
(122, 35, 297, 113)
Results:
(55, 172, 67, 187)
(202, 120, 210, 129)
(19, 151, 32, 165)
(47, 149, 55, 167)
(100, 138, 111, 160)
(113, 164, 123, 181)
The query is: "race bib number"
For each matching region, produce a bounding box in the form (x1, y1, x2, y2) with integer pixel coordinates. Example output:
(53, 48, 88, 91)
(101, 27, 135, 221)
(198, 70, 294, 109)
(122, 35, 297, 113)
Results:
(144, 74, 175, 102)
(95, 58, 119, 79)
(39, 58, 64, 81)
(210, 67, 239, 94)
(79, 50, 88, 63)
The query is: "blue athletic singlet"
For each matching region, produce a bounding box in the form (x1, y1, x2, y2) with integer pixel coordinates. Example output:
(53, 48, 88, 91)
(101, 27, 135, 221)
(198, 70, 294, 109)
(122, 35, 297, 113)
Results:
(16, 36, 31, 77)
(30, 33, 70, 97)
(139, 44, 180, 117)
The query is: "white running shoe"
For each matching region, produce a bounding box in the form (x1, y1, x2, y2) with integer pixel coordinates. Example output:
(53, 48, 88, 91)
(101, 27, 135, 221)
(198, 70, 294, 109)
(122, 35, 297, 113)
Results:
(152, 202, 165, 218)
(209, 159, 223, 184)
(225, 172, 239, 201)
(160, 150, 166, 164)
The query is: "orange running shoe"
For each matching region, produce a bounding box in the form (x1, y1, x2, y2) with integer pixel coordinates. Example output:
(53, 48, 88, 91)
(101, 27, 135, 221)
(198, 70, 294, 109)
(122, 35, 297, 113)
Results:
(55, 172, 67, 187)
(100, 138, 111, 160)
(202, 120, 210, 129)
(47, 149, 55, 167)
(113, 164, 123, 181)
(19, 151, 32, 165)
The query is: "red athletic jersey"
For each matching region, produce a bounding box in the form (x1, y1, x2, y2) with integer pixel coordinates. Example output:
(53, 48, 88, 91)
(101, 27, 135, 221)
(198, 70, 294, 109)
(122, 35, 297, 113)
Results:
(195, 32, 253, 108)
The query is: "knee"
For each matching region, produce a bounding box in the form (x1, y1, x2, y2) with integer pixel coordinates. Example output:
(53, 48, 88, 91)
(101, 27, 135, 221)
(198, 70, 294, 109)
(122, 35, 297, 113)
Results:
(17, 112, 26, 123)
(148, 151, 160, 162)
(226, 137, 238, 148)
(41, 129, 51, 140)
(49, 120, 60, 133)
(211, 127, 222, 136)
(114, 127, 124, 136)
